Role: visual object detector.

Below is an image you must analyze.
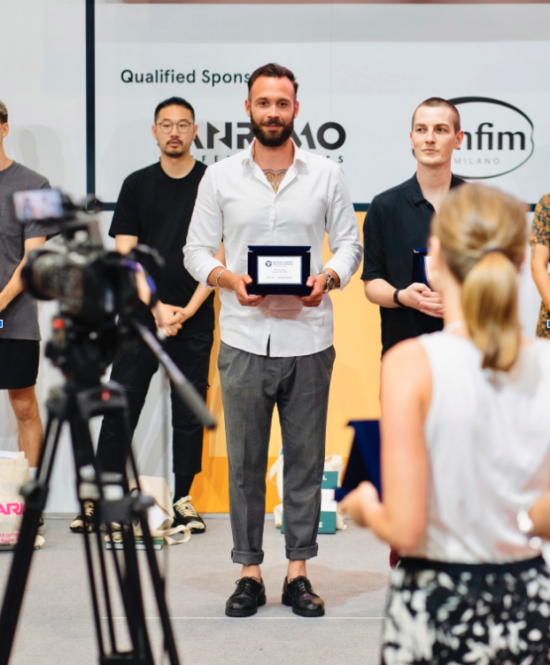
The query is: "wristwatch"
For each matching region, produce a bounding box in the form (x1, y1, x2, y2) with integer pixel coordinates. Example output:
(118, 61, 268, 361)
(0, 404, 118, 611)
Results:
(393, 289, 406, 308)
(322, 271, 336, 293)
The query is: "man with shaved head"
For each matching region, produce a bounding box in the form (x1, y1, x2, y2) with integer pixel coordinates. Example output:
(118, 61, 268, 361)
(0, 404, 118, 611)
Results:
(361, 97, 465, 568)
(362, 97, 465, 357)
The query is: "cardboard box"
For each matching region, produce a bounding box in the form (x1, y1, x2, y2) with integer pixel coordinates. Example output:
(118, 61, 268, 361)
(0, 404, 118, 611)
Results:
(321, 470, 339, 490)
(281, 510, 337, 535)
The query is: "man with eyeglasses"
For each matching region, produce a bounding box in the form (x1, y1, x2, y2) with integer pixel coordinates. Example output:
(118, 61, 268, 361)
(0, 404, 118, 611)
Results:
(70, 97, 219, 535)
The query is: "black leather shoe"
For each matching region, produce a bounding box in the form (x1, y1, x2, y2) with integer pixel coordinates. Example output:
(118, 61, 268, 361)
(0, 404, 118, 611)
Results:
(225, 577, 266, 617)
(282, 576, 325, 617)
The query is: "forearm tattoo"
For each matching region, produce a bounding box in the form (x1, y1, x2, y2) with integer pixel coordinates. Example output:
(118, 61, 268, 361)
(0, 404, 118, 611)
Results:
(263, 169, 287, 194)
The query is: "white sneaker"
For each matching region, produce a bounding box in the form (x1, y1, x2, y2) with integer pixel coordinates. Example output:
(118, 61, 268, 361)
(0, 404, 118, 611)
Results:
(173, 496, 206, 533)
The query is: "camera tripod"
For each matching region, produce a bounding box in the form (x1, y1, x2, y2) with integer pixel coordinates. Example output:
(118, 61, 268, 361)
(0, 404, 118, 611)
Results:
(0, 318, 216, 665)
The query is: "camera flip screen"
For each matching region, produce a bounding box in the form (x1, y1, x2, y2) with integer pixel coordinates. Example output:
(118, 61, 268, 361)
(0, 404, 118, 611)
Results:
(12, 189, 63, 222)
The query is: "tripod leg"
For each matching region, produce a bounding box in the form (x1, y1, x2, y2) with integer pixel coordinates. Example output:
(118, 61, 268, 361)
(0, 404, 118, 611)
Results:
(118, 438, 179, 665)
(79, 386, 156, 664)
(72, 381, 180, 665)
(69, 416, 108, 659)
(114, 390, 179, 665)
(94, 522, 119, 655)
(119, 524, 155, 665)
(0, 414, 63, 665)
(139, 516, 180, 665)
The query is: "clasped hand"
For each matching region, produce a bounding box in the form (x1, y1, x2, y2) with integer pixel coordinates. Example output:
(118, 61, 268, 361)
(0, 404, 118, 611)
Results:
(153, 302, 189, 336)
(399, 283, 444, 318)
(134, 266, 189, 335)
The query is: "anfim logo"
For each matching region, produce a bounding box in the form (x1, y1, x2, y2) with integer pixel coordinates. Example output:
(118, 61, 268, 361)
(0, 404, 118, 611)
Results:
(449, 97, 534, 179)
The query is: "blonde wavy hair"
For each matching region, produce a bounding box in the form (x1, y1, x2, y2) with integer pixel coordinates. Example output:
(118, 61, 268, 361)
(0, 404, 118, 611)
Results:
(432, 184, 527, 371)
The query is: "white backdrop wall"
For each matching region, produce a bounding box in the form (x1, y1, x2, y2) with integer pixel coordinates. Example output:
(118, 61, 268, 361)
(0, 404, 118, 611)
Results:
(0, 0, 548, 511)
(95, 3, 550, 205)
(1, 0, 88, 512)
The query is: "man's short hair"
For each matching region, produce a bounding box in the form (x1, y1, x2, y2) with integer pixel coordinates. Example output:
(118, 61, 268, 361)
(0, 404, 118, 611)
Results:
(154, 97, 195, 123)
(247, 63, 298, 98)
(0, 100, 8, 125)
(412, 97, 461, 133)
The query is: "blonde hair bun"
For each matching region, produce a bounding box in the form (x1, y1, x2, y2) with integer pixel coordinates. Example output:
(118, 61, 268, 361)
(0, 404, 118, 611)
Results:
(432, 184, 527, 371)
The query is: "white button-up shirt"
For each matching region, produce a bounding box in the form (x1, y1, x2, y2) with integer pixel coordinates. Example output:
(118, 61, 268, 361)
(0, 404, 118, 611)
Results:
(184, 141, 363, 357)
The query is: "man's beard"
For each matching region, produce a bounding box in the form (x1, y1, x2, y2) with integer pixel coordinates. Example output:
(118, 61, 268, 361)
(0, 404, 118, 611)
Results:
(161, 139, 186, 157)
(250, 112, 294, 148)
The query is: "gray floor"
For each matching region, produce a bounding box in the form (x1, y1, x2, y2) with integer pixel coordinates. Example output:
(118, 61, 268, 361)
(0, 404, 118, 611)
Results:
(0, 517, 390, 665)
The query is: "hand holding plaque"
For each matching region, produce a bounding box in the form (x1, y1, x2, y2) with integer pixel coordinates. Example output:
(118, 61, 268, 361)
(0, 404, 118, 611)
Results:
(412, 247, 443, 318)
(246, 246, 313, 296)
(412, 247, 432, 288)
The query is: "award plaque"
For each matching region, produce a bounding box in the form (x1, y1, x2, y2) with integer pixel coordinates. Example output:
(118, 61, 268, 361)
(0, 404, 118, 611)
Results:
(247, 245, 312, 296)
(334, 420, 382, 502)
(412, 247, 433, 287)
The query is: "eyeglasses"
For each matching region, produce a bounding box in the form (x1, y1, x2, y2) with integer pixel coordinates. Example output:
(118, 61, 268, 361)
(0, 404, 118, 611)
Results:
(157, 120, 193, 134)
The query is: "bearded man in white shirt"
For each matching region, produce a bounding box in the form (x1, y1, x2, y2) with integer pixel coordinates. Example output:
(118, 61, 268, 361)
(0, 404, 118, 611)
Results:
(184, 63, 362, 618)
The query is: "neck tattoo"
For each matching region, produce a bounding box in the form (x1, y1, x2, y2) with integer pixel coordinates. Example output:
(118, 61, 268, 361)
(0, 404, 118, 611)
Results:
(263, 169, 287, 194)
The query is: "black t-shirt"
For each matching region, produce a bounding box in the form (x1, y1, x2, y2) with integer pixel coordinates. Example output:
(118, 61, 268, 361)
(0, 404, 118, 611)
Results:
(109, 161, 213, 338)
(361, 173, 465, 355)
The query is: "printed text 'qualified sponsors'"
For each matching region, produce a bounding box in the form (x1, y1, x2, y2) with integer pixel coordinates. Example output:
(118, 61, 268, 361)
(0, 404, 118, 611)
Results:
(120, 69, 250, 87)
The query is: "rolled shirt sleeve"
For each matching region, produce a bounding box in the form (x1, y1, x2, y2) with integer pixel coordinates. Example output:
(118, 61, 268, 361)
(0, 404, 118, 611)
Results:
(361, 198, 387, 282)
(323, 166, 363, 289)
(184, 168, 226, 286)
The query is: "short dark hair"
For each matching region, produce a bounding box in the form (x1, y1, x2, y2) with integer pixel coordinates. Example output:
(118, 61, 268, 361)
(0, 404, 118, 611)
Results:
(247, 63, 298, 98)
(412, 97, 461, 133)
(0, 100, 8, 125)
(154, 97, 195, 123)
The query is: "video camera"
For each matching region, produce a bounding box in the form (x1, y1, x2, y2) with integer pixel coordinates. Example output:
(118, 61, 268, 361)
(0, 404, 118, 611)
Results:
(12, 189, 163, 383)
(12, 188, 215, 427)
(13, 189, 163, 322)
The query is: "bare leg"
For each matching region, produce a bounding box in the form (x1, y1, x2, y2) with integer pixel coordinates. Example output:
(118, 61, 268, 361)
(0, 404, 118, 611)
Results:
(287, 560, 307, 581)
(8, 386, 43, 467)
(241, 564, 262, 581)
(242, 559, 307, 582)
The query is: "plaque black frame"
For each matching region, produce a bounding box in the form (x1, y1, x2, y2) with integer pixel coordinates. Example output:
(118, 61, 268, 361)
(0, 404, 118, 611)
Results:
(247, 245, 312, 296)
(412, 247, 430, 287)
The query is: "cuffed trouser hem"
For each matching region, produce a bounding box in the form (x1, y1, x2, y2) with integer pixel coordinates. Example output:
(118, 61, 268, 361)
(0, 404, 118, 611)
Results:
(231, 549, 265, 565)
(286, 543, 319, 561)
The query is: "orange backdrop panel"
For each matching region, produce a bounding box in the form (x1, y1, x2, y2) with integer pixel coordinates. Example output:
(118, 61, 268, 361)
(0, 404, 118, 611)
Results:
(192, 212, 381, 513)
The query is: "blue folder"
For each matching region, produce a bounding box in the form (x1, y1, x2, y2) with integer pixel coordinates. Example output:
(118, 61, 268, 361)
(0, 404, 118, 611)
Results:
(334, 420, 382, 501)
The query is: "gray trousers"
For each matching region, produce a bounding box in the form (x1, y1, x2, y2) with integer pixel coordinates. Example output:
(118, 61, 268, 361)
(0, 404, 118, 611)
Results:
(218, 342, 335, 565)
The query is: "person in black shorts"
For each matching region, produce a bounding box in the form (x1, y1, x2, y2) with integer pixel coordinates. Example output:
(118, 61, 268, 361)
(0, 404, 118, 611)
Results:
(0, 100, 57, 526)
(70, 97, 220, 535)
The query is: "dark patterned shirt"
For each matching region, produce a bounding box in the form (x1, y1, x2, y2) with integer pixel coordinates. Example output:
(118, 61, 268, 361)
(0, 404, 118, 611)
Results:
(530, 193, 550, 338)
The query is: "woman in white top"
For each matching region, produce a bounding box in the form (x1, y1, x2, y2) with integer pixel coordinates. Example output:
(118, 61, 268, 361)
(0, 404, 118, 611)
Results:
(342, 184, 550, 664)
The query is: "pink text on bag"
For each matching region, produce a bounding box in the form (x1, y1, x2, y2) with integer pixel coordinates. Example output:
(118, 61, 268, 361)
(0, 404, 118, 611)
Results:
(0, 503, 24, 516)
